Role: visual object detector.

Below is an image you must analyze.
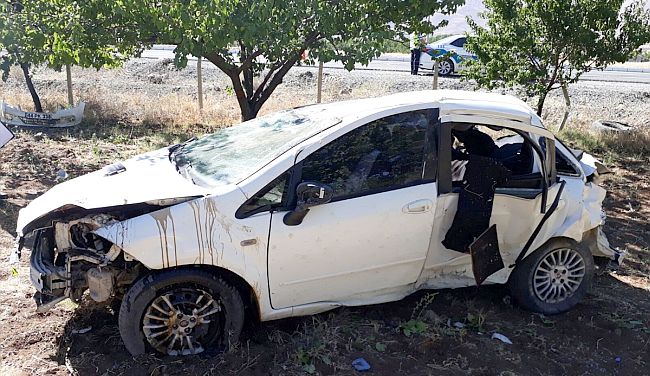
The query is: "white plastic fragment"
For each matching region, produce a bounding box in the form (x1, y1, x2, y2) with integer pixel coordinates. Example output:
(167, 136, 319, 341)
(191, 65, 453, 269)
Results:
(71, 326, 92, 334)
(491, 332, 513, 344)
(0, 121, 13, 149)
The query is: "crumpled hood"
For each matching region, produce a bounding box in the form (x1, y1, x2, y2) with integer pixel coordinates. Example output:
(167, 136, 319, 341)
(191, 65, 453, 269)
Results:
(16, 147, 210, 235)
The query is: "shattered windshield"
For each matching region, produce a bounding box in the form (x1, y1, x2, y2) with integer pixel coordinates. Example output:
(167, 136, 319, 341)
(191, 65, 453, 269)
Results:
(172, 108, 340, 187)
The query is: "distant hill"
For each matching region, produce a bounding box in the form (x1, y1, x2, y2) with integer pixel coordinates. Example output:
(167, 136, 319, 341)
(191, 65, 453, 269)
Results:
(431, 0, 485, 35)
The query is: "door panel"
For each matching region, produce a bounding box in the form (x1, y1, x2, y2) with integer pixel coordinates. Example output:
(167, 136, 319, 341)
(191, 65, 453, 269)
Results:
(268, 183, 437, 309)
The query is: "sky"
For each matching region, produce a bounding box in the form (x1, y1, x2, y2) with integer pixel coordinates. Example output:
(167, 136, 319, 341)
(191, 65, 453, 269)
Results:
(431, 0, 650, 36)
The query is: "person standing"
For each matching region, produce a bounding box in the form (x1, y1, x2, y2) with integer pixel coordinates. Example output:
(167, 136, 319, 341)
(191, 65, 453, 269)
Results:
(410, 33, 425, 75)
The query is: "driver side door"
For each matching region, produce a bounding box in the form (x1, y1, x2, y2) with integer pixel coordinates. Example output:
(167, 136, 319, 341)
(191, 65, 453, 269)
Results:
(267, 110, 438, 309)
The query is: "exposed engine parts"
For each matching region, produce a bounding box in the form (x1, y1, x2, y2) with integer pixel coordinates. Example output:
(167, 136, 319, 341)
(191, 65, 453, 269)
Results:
(29, 214, 141, 311)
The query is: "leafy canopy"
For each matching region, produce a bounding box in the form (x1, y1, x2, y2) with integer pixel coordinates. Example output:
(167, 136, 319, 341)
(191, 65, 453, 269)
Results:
(123, 0, 465, 119)
(463, 0, 650, 115)
(0, 0, 144, 78)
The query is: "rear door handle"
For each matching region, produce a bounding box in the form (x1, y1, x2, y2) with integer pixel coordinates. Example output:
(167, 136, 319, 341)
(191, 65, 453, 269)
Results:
(403, 199, 433, 213)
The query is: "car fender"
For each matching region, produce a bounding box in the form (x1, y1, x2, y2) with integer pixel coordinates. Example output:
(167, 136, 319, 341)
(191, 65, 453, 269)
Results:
(93, 194, 270, 306)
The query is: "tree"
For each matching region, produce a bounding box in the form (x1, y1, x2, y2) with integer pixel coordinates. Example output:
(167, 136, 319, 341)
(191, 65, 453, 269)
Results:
(463, 0, 650, 130)
(123, 0, 465, 121)
(0, 0, 145, 112)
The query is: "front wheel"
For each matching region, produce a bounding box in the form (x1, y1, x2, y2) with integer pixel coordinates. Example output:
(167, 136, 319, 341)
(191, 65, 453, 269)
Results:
(508, 238, 594, 315)
(119, 269, 245, 356)
(438, 59, 454, 76)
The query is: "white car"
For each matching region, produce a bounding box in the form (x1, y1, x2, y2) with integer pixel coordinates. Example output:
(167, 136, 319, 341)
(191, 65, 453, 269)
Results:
(419, 35, 477, 76)
(13, 90, 622, 356)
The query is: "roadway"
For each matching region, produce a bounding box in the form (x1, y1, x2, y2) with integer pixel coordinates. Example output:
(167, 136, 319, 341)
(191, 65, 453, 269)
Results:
(140, 48, 650, 85)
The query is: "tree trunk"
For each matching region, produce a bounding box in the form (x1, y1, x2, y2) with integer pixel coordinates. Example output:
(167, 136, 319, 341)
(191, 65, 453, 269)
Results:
(20, 63, 43, 112)
(536, 91, 547, 117)
(558, 81, 571, 132)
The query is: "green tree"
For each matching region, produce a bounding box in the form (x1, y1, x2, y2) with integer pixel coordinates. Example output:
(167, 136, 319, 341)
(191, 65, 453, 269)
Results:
(0, 0, 145, 112)
(463, 0, 650, 130)
(125, 0, 464, 120)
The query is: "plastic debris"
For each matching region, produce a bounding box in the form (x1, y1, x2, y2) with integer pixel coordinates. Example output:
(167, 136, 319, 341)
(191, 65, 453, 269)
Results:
(615, 356, 622, 364)
(453, 321, 465, 329)
(491, 332, 513, 345)
(71, 326, 92, 334)
(55, 169, 69, 182)
(352, 358, 371, 372)
(1, 101, 85, 128)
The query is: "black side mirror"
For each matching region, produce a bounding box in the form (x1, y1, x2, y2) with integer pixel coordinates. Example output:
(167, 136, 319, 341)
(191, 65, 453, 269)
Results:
(283, 181, 333, 226)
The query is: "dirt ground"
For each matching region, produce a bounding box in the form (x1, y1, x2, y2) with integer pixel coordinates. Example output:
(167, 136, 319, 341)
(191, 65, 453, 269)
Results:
(0, 61, 649, 375)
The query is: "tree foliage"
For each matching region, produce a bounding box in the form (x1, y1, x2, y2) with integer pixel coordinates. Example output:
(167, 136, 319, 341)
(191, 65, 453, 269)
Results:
(0, 0, 146, 111)
(124, 0, 465, 120)
(463, 0, 650, 120)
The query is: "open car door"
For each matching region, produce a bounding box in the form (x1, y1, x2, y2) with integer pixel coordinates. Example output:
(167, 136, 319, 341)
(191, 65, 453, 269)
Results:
(418, 118, 566, 288)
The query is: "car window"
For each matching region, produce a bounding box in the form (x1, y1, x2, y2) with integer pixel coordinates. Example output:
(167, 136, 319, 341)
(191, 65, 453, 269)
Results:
(450, 37, 466, 48)
(237, 174, 289, 217)
(555, 149, 579, 175)
(172, 108, 340, 188)
(300, 111, 429, 200)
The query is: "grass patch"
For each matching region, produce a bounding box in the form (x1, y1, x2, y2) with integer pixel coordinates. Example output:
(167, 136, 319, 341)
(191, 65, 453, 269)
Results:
(559, 127, 650, 162)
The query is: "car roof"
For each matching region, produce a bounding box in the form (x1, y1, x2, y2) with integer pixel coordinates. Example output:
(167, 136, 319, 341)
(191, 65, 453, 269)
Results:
(295, 90, 546, 133)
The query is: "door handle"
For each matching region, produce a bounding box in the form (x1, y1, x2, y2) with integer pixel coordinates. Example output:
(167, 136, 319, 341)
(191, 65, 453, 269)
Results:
(403, 199, 433, 213)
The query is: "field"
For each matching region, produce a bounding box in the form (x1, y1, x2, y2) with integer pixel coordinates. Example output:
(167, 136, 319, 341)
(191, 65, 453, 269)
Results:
(0, 60, 649, 375)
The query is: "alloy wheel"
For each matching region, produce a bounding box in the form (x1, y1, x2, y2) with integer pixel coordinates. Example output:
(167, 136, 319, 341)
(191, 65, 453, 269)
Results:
(142, 288, 223, 356)
(533, 248, 586, 304)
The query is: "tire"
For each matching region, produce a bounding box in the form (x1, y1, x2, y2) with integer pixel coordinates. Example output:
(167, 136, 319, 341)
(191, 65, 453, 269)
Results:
(119, 268, 245, 356)
(508, 238, 594, 315)
(438, 59, 454, 76)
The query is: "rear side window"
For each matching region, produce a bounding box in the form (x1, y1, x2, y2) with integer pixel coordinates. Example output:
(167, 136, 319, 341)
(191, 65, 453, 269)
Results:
(300, 111, 430, 200)
(555, 149, 580, 175)
(451, 37, 466, 48)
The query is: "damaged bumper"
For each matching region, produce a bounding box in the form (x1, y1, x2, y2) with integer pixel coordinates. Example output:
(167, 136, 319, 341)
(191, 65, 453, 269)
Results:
(27, 228, 70, 311)
(584, 226, 626, 266)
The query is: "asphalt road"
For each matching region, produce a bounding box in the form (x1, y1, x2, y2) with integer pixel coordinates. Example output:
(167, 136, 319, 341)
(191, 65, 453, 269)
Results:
(141, 49, 650, 85)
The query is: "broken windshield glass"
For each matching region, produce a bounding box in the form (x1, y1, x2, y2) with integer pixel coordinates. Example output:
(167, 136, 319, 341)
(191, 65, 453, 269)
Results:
(173, 108, 340, 187)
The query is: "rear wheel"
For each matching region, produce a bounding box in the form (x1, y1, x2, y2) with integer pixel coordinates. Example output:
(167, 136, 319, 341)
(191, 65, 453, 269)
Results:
(509, 238, 594, 315)
(119, 269, 245, 356)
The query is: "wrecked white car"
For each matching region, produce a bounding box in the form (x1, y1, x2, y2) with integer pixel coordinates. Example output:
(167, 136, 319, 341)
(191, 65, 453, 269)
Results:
(13, 90, 622, 356)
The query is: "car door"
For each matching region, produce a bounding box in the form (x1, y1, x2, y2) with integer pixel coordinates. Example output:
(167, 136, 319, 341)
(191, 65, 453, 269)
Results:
(267, 110, 438, 309)
(421, 122, 561, 285)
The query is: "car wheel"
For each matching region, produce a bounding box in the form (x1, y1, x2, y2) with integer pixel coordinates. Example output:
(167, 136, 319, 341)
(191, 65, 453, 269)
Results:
(508, 238, 594, 315)
(119, 269, 245, 356)
(438, 59, 454, 76)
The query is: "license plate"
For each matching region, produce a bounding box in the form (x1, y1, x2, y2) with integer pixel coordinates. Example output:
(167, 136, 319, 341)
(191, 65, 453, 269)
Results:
(24, 112, 52, 120)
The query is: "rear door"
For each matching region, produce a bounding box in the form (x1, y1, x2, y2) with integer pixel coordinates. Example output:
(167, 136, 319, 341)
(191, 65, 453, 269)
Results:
(267, 110, 438, 309)
(422, 122, 561, 282)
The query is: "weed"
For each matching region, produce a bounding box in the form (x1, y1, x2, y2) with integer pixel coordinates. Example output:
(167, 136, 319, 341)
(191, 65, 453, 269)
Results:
(400, 319, 429, 337)
(411, 292, 438, 320)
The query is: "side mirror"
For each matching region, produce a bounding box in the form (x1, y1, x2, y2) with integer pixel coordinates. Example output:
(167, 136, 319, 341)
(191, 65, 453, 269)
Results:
(283, 181, 333, 226)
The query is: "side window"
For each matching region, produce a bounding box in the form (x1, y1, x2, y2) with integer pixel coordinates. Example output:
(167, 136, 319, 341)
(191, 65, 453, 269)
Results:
(300, 111, 430, 200)
(555, 149, 579, 175)
(451, 37, 466, 48)
(237, 174, 289, 217)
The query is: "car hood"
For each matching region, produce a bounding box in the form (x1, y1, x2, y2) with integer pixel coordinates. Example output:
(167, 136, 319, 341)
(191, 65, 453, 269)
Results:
(16, 147, 210, 235)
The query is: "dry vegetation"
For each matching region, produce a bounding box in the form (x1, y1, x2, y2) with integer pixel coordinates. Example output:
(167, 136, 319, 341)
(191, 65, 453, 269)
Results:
(0, 60, 649, 375)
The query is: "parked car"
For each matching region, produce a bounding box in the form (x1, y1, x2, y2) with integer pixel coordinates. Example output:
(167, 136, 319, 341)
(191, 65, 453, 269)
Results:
(13, 90, 622, 356)
(419, 34, 477, 76)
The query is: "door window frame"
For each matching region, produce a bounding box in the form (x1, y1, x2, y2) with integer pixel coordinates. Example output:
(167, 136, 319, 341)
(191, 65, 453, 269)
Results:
(437, 121, 557, 213)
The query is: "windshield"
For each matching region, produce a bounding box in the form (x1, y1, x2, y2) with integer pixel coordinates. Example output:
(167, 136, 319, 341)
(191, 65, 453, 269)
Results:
(172, 108, 340, 187)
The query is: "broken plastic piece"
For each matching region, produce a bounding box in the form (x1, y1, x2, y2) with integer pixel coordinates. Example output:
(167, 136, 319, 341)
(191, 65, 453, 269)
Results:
(0, 101, 85, 128)
(352, 358, 371, 372)
(491, 332, 513, 344)
(0, 121, 14, 148)
(469, 225, 505, 285)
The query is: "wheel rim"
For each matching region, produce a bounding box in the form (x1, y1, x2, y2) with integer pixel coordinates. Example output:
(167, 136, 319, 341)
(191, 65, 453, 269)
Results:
(438, 61, 452, 75)
(533, 248, 586, 304)
(142, 287, 224, 356)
